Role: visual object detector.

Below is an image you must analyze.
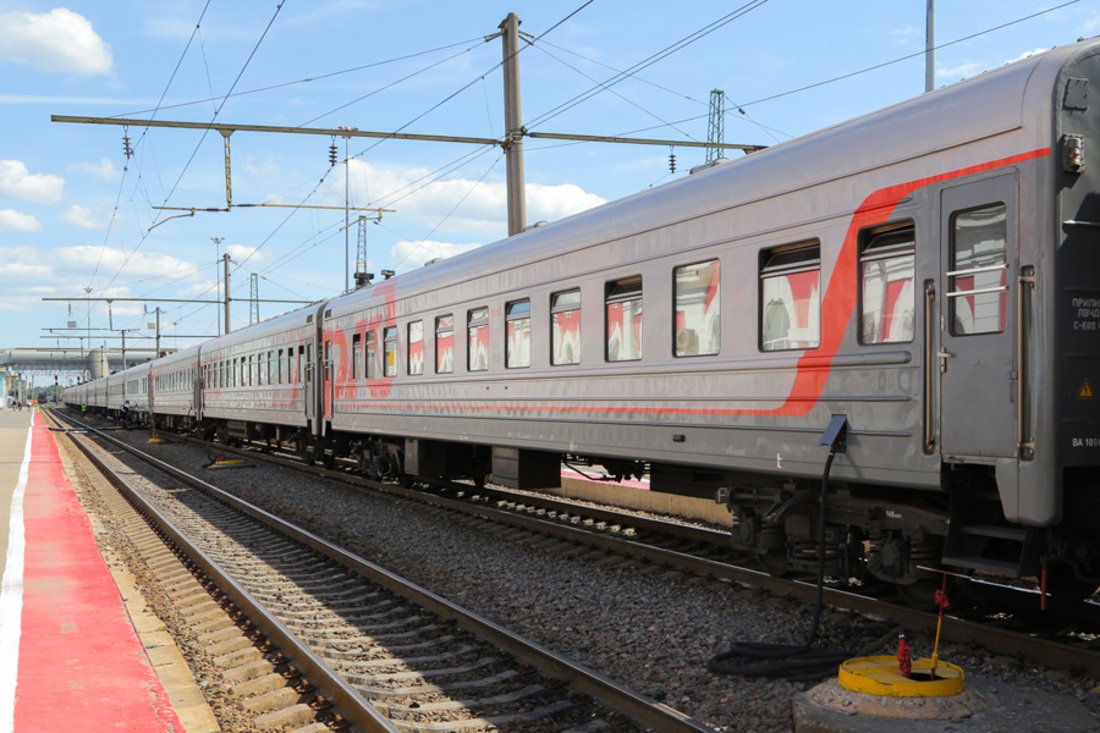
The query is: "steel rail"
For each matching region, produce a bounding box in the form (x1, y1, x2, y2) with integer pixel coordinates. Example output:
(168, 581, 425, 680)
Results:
(55, 412, 713, 733)
(49, 411, 400, 733)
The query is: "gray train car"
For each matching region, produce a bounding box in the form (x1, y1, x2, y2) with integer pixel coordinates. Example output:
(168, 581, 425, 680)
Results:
(150, 345, 202, 430)
(199, 304, 321, 450)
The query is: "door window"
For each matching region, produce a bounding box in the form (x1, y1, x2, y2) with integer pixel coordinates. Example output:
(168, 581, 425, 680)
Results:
(948, 203, 1007, 335)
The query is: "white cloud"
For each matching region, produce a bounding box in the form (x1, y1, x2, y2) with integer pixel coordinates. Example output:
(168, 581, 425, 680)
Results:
(226, 243, 264, 262)
(49, 245, 201, 281)
(0, 160, 64, 203)
(60, 205, 106, 230)
(334, 159, 606, 238)
(1005, 49, 1048, 65)
(391, 239, 483, 271)
(0, 8, 113, 75)
(936, 61, 985, 81)
(0, 261, 51, 280)
(527, 182, 605, 224)
(70, 157, 120, 182)
(0, 208, 40, 232)
(937, 48, 1051, 84)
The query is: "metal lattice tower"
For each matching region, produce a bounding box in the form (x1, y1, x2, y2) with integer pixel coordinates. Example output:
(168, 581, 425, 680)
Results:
(706, 89, 726, 163)
(249, 273, 259, 325)
(354, 215, 371, 288)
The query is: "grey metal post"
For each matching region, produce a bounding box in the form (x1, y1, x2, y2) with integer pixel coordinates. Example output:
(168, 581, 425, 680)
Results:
(925, 0, 935, 93)
(224, 253, 232, 334)
(500, 12, 526, 236)
(212, 236, 223, 336)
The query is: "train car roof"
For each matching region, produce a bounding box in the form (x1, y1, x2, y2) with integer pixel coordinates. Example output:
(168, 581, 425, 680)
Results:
(150, 343, 201, 368)
(204, 300, 324, 353)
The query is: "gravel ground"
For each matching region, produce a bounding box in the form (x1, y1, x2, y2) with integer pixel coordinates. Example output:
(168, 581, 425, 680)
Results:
(108, 428, 1100, 732)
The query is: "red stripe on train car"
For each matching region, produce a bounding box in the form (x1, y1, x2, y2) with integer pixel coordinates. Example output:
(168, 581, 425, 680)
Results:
(335, 147, 1051, 420)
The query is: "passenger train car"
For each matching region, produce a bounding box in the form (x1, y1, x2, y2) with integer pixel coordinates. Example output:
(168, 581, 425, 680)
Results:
(68, 38, 1100, 599)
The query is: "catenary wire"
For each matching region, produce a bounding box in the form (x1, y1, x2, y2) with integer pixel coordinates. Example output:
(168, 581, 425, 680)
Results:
(101, 1, 288, 295)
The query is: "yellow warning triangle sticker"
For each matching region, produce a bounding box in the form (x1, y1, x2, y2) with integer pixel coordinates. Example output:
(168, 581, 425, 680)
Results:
(1080, 378, 1095, 399)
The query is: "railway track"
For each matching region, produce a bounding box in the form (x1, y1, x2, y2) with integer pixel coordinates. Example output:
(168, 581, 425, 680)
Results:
(50, 410, 712, 732)
(130, 417, 1100, 680)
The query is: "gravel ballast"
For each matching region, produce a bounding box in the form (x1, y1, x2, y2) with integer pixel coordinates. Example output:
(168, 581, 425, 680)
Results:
(103, 428, 1100, 731)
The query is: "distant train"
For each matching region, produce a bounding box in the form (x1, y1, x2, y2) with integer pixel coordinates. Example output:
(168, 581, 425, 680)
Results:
(67, 38, 1100, 602)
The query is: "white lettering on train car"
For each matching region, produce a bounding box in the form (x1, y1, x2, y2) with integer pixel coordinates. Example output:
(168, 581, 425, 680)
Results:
(1072, 297, 1100, 331)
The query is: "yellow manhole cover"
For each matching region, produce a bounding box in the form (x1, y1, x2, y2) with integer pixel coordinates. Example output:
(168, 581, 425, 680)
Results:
(838, 655, 965, 697)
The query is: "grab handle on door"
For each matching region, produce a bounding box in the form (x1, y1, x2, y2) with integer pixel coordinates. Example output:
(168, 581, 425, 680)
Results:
(923, 281, 936, 454)
(937, 349, 953, 373)
(1017, 267, 1036, 460)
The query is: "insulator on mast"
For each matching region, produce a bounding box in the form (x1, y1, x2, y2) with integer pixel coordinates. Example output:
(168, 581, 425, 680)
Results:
(328, 139, 339, 167)
(668, 147, 676, 174)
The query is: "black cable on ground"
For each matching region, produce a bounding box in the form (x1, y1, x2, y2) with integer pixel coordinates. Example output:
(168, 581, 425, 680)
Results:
(708, 447, 855, 680)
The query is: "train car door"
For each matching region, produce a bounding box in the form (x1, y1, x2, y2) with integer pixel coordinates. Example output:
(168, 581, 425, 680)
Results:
(938, 173, 1019, 459)
(323, 337, 334, 424)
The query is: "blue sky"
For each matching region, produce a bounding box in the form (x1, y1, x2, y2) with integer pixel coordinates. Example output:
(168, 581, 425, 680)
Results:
(1, 0, 1097, 380)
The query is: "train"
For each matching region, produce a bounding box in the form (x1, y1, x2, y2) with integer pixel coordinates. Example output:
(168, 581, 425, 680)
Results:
(66, 38, 1100, 602)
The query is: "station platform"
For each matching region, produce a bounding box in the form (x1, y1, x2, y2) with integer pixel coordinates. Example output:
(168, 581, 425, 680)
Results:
(0, 408, 211, 732)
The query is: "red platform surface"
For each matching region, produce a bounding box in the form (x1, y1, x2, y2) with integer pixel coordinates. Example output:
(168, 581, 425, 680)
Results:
(12, 414, 182, 731)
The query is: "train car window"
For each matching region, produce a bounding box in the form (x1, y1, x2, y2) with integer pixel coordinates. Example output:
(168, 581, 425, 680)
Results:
(674, 260, 721, 357)
(366, 331, 376, 379)
(298, 345, 306, 383)
(435, 315, 454, 374)
(760, 242, 820, 351)
(351, 335, 361, 379)
(551, 289, 581, 365)
(506, 300, 531, 368)
(277, 349, 284, 384)
(606, 276, 643, 362)
(267, 351, 274, 385)
(384, 326, 398, 377)
(949, 203, 1007, 335)
(861, 225, 915, 344)
(468, 307, 489, 371)
(408, 320, 424, 376)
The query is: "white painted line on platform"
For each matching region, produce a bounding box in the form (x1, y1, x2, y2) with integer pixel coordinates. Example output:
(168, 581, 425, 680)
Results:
(0, 413, 34, 733)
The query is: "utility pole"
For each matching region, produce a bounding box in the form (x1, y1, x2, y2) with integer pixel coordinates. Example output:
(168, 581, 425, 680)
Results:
(925, 0, 935, 93)
(500, 12, 526, 236)
(211, 236, 224, 335)
(151, 307, 162, 357)
(223, 253, 232, 335)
